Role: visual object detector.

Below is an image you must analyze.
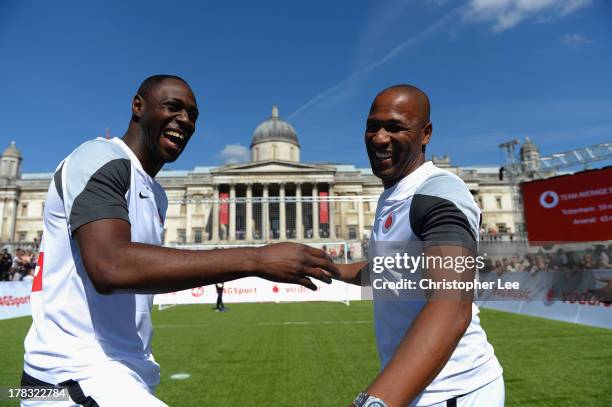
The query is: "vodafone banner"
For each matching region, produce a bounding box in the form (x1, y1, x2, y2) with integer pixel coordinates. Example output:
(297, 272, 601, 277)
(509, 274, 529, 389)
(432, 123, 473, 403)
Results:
(0, 282, 32, 320)
(478, 270, 612, 329)
(154, 278, 362, 305)
(521, 167, 612, 242)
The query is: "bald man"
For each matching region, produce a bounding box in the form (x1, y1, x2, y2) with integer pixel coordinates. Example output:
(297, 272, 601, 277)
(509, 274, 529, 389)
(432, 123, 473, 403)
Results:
(336, 85, 504, 407)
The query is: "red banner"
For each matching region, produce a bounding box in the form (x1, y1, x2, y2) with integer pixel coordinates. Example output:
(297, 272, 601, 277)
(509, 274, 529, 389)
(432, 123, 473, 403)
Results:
(521, 167, 612, 242)
(319, 191, 329, 224)
(219, 192, 229, 225)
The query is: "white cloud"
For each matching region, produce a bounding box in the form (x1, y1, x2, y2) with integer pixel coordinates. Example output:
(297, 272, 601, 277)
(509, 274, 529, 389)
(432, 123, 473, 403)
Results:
(220, 144, 249, 164)
(464, 0, 591, 32)
(561, 33, 592, 47)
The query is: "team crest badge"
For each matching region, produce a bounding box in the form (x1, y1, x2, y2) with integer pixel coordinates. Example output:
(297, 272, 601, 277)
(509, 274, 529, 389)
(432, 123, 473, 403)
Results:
(383, 212, 394, 233)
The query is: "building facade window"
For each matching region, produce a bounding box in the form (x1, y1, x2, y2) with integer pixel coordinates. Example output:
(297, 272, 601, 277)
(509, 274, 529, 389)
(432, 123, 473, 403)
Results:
(193, 228, 203, 244)
(20, 203, 28, 217)
(177, 229, 186, 244)
(180, 204, 187, 215)
(348, 226, 357, 240)
(17, 231, 27, 242)
(495, 196, 502, 209)
(496, 223, 507, 233)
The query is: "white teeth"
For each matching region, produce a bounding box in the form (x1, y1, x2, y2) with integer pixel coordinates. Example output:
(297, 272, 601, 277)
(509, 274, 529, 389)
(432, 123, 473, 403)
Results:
(375, 151, 391, 159)
(165, 130, 184, 140)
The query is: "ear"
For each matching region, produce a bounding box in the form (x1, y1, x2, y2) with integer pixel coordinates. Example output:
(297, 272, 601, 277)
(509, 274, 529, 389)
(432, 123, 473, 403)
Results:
(421, 121, 432, 147)
(132, 94, 144, 120)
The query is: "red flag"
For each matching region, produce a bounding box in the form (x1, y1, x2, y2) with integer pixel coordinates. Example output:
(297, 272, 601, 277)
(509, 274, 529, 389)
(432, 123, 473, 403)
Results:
(319, 191, 329, 224)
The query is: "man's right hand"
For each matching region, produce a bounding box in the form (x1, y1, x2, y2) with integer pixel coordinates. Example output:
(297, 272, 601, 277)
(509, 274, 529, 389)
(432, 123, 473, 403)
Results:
(255, 243, 340, 290)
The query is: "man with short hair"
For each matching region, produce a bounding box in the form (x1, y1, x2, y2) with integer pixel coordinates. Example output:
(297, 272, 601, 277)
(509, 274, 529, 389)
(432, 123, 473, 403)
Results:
(21, 75, 338, 406)
(336, 85, 504, 407)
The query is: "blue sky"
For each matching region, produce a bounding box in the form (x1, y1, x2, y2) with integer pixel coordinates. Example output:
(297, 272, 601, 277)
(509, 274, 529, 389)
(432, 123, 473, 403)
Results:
(1, 0, 611, 173)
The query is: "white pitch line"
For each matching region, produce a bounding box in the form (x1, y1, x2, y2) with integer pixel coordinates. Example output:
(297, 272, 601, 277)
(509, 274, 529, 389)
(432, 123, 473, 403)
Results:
(154, 320, 373, 328)
(256, 320, 373, 326)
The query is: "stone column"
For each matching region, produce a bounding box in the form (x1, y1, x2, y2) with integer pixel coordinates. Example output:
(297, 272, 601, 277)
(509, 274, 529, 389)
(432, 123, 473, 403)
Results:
(328, 183, 336, 239)
(229, 183, 236, 241)
(7, 199, 17, 242)
(0, 199, 5, 241)
(295, 183, 303, 240)
(262, 183, 269, 242)
(357, 196, 365, 242)
(339, 194, 346, 240)
(6, 198, 17, 242)
(212, 186, 219, 242)
(279, 183, 286, 240)
(185, 194, 193, 243)
(246, 183, 253, 241)
(312, 183, 320, 239)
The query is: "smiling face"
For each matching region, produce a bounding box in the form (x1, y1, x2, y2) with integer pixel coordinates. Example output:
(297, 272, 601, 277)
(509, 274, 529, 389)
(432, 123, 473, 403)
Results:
(135, 78, 199, 167)
(365, 87, 432, 189)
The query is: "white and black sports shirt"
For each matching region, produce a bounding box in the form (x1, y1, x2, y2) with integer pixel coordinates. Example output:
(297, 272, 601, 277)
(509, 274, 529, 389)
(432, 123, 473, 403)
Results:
(370, 161, 503, 406)
(24, 137, 167, 389)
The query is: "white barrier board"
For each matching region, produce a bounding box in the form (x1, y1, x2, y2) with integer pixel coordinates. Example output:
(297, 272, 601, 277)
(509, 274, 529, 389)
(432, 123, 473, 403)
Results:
(154, 277, 362, 305)
(478, 270, 611, 329)
(0, 281, 32, 320)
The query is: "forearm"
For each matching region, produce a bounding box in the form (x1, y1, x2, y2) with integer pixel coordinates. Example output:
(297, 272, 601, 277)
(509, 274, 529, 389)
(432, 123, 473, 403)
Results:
(93, 242, 260, 294)
(366, 300, 471, 407)
(336, 261, 368, 286)
(76, 219, 338, 295)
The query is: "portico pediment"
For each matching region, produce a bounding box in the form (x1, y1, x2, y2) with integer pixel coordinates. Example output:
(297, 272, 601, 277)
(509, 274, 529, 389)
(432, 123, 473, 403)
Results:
(211, 160, 334, 175)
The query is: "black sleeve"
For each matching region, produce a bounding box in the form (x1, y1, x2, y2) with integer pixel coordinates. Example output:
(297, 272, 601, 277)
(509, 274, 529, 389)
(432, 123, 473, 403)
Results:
(409, 194, 477, 252)
(69, 159, 131, 234)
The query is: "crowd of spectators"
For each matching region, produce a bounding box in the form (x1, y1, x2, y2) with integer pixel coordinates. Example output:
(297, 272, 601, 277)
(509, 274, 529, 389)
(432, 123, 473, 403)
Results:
(0, 248, 38, 282)
(484, 244, 612, 275)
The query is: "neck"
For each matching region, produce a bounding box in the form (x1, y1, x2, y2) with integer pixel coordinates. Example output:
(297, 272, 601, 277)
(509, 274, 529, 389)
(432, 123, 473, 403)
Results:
(122, 123, 162, 177)
(383, 155, 426, 189)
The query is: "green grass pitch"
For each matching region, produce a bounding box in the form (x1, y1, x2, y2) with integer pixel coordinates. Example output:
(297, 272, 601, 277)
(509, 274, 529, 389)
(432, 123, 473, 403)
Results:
(0, 302, 610, 406)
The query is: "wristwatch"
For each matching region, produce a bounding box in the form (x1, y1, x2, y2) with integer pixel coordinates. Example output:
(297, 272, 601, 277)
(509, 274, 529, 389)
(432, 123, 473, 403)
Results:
(352, 392, 389, 407)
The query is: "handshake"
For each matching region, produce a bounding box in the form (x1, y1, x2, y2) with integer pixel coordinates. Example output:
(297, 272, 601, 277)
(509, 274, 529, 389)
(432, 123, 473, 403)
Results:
(247, 242, 342, 290)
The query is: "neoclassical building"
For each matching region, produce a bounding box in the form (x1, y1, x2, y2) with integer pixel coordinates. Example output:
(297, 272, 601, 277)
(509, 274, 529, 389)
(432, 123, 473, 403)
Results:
(0, 106, 525, 251)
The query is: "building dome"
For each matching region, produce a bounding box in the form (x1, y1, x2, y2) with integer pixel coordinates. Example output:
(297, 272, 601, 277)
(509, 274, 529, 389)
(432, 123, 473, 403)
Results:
(2, 141, 21, 158)
(251, 105, 300, 148)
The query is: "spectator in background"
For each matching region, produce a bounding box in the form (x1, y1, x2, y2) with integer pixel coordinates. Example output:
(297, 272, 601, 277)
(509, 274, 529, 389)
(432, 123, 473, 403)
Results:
(525, 255, 538, 275)
(338, 245, 345, 263)
(581, 253, 597, 270)
(595, 245, 611, 268)
(215, 282, 226, 312)
(0, 249, 12, 281)
(535, 255, 550, 272)
(22, 268, 35, 284)
(494, 260, 504, 276)
(502, 258, 515, 273)
(510, 255, 522, 272)
(12, 249, 28, 281)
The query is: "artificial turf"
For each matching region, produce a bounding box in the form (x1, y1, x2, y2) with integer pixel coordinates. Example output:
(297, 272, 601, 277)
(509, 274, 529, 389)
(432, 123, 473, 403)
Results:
(0, 302, 610, 406)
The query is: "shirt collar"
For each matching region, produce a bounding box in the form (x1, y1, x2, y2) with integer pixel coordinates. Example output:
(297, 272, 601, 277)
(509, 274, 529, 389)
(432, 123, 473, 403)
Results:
(381, 161, 435, 202)
(110, 137, 153, 182)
